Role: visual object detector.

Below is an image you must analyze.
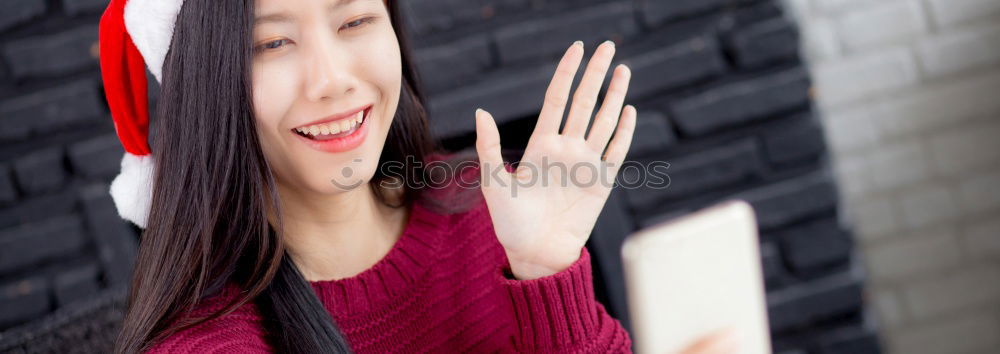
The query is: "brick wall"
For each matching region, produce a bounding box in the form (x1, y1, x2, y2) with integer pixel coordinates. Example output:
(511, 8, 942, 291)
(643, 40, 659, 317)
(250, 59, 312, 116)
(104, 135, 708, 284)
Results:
(409, 0, 880, 352)
(0, 0, 136, 352)
(1, 0, 886, 352)
(782, 0, 1000, 353)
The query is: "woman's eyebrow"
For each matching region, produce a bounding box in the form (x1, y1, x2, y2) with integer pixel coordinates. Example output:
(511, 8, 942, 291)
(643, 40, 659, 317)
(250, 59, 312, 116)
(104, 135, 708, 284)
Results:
(254, 0, 366, 25)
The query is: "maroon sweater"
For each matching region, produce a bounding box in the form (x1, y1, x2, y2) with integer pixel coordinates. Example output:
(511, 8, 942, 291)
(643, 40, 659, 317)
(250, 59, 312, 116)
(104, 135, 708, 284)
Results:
(146, 164, 632, 353)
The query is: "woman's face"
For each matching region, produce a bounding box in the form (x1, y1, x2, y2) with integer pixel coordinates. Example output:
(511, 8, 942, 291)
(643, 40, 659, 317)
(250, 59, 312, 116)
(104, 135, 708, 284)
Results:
(251, 0, 400, 195)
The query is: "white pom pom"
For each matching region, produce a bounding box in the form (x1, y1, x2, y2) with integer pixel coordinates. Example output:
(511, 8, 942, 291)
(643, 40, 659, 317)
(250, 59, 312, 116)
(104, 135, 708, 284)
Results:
(109, 153, 154, 228)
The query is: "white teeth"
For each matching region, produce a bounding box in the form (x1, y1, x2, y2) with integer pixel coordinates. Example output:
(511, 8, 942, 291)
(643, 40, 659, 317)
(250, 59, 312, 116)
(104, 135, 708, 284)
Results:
(297, 110, 365, 137)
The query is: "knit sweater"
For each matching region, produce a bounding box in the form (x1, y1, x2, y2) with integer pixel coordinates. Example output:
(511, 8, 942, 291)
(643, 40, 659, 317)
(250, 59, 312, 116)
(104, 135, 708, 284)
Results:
(145, 163, 632, 353)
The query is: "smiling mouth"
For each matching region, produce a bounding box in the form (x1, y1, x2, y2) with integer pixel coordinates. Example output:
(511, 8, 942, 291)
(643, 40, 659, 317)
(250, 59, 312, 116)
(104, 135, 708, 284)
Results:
(292, 108, 368, 141)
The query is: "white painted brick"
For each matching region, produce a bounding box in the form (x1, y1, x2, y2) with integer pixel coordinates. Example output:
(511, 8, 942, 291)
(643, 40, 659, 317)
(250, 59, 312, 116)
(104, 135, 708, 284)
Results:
(872, 287, 907, 328)
(918, 24, 1000, 78)
(874, 70, 1000, 138)
(926, 0, 1000, 27)
(849, 196, 901, 240)
(832, 153, 875, 201)
(863, 226, 961, 281)
(928, 118, 1000, 177)
(898, 184, 961, 229)
(812, 0, 876, 16)
(813, 47, 919, 107)
(821, 106, 882, 153)
(782, 0, 814, 20)
(867, 139, 932, 190)
(801, 17, 842, 60)
(836, 0, 928, 52)
(901, 263, 1000, 320)
(892, 312, 1000, 354)
(957, 169, 1000, 214)
(963, 217, 1000, 258)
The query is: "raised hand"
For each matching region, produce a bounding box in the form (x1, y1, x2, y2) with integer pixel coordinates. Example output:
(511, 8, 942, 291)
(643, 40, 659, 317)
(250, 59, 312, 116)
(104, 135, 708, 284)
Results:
(474, 40, 636, 280)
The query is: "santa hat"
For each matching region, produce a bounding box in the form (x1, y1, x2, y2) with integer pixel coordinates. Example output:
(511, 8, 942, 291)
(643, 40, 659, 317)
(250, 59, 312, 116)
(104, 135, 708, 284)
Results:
(99, 0, 184, 228)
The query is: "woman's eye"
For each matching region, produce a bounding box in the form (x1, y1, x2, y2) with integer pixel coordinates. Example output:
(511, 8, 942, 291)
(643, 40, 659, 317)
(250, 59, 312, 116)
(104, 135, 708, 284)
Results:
(255, 39, 289, 53)
(341, 17, 375, 31)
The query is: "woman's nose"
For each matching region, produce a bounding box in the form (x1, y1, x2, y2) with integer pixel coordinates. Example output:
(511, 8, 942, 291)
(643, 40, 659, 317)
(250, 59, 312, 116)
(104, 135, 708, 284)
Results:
(302, 36, 356, 102)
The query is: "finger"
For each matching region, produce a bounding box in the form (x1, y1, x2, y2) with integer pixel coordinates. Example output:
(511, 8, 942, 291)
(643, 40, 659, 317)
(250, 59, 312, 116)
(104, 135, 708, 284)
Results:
(679, 328, 741, 354)
(475, 108, 508, 189)
(586, 64, 631, 153)
(562, 40, 616, 138)
(532, 41, 585, 138)
(602, 105, 636, 172)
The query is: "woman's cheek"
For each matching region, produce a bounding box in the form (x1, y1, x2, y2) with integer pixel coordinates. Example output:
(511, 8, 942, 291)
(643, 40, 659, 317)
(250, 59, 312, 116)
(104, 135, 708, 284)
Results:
(251, 62, 299, 172)
(253, 63, 296, 123)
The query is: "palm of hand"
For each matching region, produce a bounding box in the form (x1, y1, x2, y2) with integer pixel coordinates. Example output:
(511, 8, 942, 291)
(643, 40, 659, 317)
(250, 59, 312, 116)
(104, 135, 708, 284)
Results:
(474, 40, 636, 280)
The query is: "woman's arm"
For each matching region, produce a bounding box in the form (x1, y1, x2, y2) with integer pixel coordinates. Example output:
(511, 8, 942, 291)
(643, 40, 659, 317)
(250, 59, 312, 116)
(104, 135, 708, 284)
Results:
(499, 247, 632, 353)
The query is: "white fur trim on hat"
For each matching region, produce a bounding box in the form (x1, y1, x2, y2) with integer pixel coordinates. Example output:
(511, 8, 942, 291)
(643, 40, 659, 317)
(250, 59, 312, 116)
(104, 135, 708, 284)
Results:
(123, 0, 185, 83)
(109, 153, 154, 228)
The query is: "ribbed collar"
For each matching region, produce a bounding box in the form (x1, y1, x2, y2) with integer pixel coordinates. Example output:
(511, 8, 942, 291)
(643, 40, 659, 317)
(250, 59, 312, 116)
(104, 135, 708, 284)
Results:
(308, 200, 450, 317)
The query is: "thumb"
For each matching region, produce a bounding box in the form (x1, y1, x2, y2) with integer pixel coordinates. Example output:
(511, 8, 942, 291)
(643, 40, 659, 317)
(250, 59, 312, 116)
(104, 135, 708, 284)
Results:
(475, 108, 509, 189)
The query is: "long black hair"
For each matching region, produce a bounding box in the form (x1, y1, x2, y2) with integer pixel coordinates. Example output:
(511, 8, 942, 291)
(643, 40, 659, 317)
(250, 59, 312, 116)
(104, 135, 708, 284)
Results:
(114, 0, 438, 352)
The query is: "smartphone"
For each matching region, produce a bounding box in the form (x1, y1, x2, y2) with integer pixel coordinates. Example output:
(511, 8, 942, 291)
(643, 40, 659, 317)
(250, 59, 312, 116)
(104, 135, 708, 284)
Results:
(621, 200, 771, 354)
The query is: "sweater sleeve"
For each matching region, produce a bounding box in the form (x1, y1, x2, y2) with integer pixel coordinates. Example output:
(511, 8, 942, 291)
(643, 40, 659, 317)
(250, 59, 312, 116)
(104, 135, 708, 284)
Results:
(498, 246, 632, 353)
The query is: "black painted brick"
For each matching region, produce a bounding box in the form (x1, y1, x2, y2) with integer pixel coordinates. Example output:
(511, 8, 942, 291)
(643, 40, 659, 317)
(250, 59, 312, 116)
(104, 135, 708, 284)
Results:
(0, 164, 17, 206)
(670, 66, 811, 137)
(623, 138, 763, 210)
(494, 1, 639, 64)
(629, 111, 676, 156)
(740, 171, 839, 231)
(621, 34, 727, 100)
(0, 79, 104, 143)
(0, 107, 32, 143)
(67, 134, 123, 180)
(428, 63, 555, 138)
(726, 17, 800, 69)
(637, 0, 730, 27)
(767, 264, 864, 333)
(0, 214, 87, 275)
(53, 263, 100, 307)
(760, 241, 786, 289)
(0, 277, 50, 328)
(760, 112, 827, 165)
(817, 324, 883, 354)
(777, 218, 853, 273)
(3, 25, 100, 79)
(12, 148, 66, 196)
(0, 0, 46, 32)
(0, 188, 78, 230)
(62, 0, 109, 16)
(414, 34, 493, 94)
(79, 184, 136, 286)
(400, 0, 487, 36)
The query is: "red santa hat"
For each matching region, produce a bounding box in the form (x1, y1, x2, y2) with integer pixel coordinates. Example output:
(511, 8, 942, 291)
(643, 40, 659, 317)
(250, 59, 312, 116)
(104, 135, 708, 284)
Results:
(99, 0, 185, 228)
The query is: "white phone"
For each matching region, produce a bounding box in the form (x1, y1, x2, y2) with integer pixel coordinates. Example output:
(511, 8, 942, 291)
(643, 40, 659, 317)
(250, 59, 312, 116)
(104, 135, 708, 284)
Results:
(621, 200, 771, 354)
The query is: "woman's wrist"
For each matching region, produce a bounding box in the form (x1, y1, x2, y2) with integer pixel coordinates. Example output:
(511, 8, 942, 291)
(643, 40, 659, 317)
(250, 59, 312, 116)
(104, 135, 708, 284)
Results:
(504, 249, 580, 280)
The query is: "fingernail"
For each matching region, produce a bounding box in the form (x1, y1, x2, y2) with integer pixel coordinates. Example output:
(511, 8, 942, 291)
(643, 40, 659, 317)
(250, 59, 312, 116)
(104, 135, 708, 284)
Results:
(476, 108, 485, 116)
(604, 39, 615, 47)
(573, 40, 583, 48)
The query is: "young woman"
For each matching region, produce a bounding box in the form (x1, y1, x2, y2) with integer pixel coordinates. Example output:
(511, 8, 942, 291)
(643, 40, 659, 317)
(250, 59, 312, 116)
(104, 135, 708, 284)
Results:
(102, 0, 735, 353)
